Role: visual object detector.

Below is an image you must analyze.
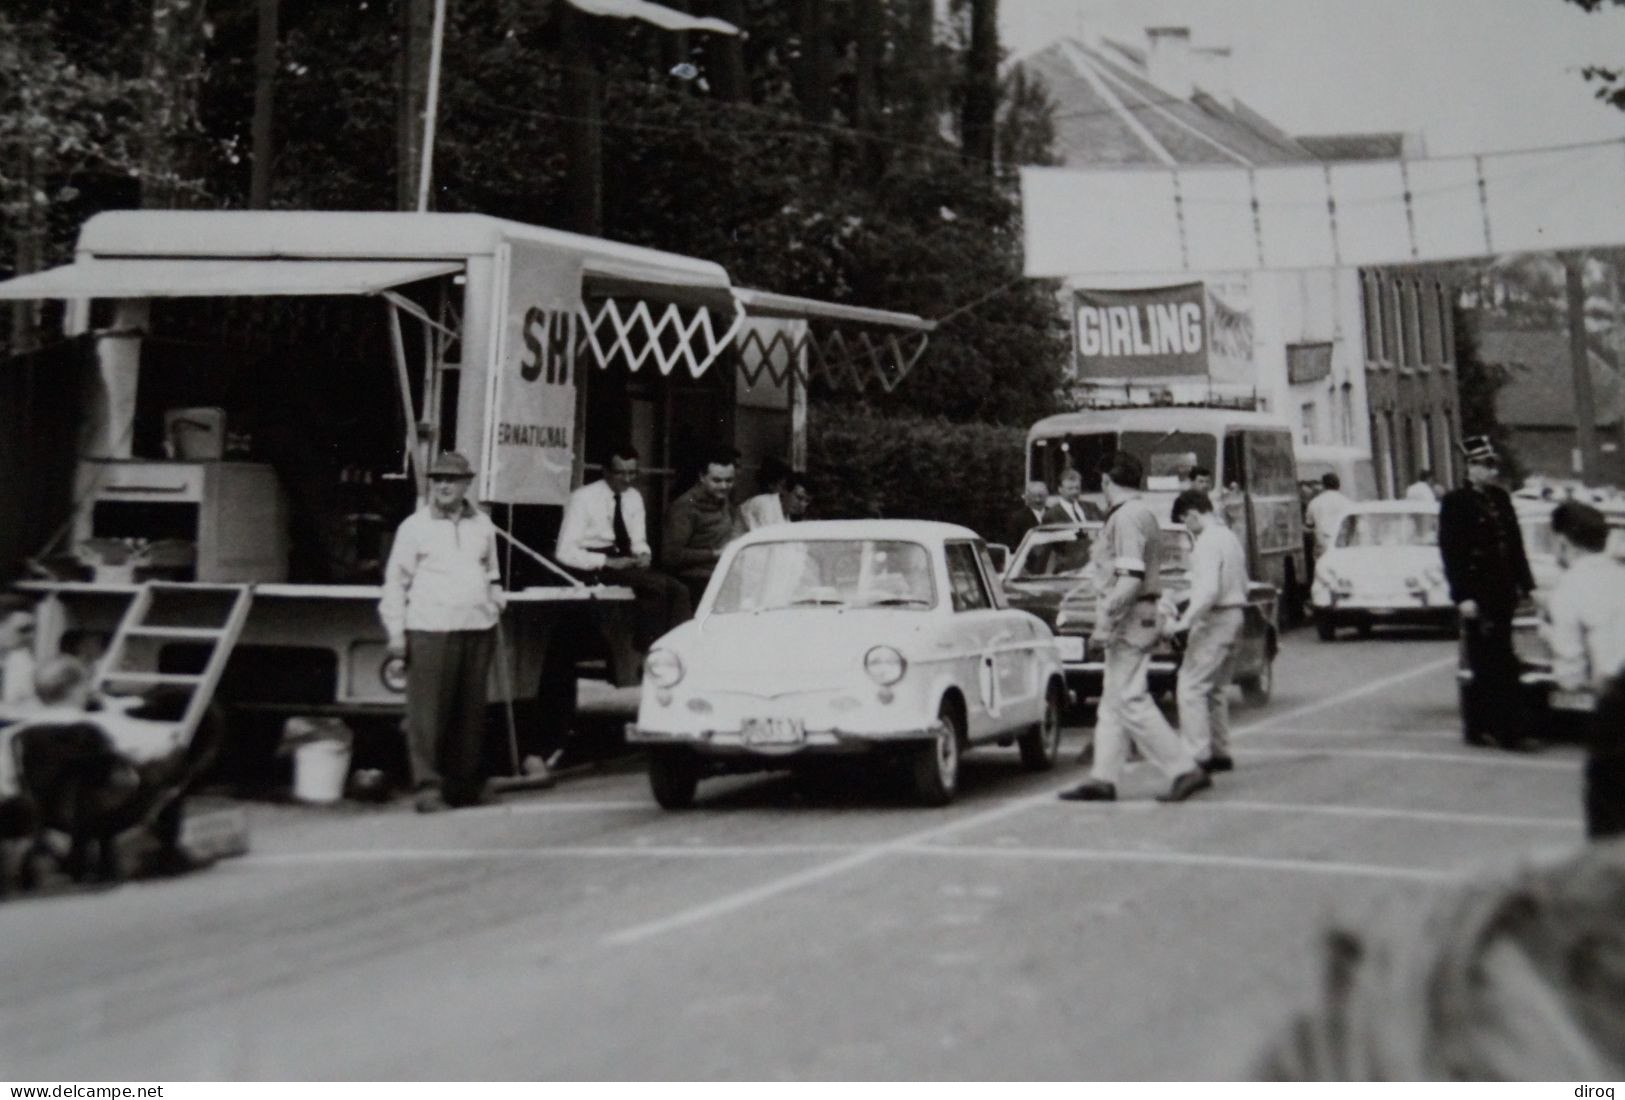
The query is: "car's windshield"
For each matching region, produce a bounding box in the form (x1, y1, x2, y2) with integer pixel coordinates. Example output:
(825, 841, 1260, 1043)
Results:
(1336, 512, 1439, 548)
(709, 539, 937, 613)
(1007, 526, 1191, 582)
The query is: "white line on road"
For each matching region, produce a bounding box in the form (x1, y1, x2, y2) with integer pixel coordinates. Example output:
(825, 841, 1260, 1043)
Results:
(241, 843, 856, 866)
(1048, 797, 1577, 829)
(1234, 655, 1457, 736)
(600, 652, 1471, 947)
(902, 845, 1455, 882)
(1241, 746, 1577, 772)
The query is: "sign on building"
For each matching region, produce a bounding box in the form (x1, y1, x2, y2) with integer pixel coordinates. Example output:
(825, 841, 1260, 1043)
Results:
(1073, 282, 1209, 379)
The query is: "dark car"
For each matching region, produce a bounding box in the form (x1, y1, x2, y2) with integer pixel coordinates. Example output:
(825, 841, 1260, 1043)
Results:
(1000, 522, 1279, 706)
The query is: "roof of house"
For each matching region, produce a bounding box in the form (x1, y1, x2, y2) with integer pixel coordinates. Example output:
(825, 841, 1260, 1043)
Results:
(1011, 36, 1351, 169)
(1480, 328, 1624, 429)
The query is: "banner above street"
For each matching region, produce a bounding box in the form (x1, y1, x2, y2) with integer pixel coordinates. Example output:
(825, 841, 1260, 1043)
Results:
(1073, 283, 1209, 379)
(1023, 139, 1625, 276)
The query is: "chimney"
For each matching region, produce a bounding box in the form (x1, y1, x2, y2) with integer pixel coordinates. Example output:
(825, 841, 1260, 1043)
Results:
(1145, 26, 1193, 100)
(1191, 46, 1233, 109)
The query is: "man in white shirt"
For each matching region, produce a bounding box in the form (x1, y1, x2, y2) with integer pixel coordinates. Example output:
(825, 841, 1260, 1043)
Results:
(0, 596, 37, 707)
(1166, 489, 1251, 773)
(1406, 469, 1439, 503)
(556, 445, 692, 648)
(741, 470, 811, 530)
(1306, 472, 1354, 558)
(1546, 501, 1625, 838)
(380, 451, 515, 812)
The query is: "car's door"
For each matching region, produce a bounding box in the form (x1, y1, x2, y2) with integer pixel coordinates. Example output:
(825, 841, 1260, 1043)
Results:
(945, 540, 1039, 737)
(977, 539, 1046, 727)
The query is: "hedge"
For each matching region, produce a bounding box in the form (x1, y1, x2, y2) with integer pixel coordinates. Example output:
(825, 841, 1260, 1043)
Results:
(806, 405, 1028, 545)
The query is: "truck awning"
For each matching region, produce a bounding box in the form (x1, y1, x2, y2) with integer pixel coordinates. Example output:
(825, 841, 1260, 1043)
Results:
(733, 288, 935, 332)
(0, 258, 462, 299)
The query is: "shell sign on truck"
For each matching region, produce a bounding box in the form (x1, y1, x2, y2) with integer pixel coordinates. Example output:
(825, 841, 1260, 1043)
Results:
(1072, 282, 1208, 380)
(485, 239, 583, 506)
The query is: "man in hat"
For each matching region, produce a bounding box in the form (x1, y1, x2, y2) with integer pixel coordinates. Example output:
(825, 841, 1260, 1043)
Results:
(1440, 437, 1536, 750)
(381, 452, 521, 812)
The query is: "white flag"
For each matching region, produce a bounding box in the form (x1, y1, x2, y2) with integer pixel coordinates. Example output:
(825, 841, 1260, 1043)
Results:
(566, 0, 740, 35)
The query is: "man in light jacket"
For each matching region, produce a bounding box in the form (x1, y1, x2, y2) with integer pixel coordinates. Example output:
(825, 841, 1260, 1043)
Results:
(1166, 489, 1251, 773)
(381, 452, 527, 812)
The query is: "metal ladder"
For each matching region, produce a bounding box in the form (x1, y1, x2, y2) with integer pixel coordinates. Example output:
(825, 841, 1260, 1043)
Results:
(96, 582, 254, 746)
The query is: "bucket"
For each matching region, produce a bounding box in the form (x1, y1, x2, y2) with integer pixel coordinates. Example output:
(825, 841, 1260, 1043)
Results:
(164, 407, 227, 460)
(292, 739, 352, 804)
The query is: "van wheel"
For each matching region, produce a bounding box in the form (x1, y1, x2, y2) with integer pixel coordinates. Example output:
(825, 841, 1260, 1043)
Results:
(911, 700, 962, 806)
(648, 748, 700, 809)
(1019, 682, 1065, 771)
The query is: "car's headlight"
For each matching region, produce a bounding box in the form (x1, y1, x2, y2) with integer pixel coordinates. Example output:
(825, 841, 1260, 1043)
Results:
(645, 648, 684, 688)
(864, 645, 907, 686)
(1316, 565, 1351, 592)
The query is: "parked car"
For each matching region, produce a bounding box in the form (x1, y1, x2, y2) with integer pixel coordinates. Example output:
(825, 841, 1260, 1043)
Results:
(626, 520, 1067, 808)
(1457, 501, 1625, 741)
(999, 521, 1278, 706)
(1310, 500, 1453, 640)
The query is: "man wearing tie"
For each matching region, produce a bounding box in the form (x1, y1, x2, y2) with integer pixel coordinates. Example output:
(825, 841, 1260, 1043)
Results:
(556, 445, 692, 648)
(1044, 469, 1103, 525)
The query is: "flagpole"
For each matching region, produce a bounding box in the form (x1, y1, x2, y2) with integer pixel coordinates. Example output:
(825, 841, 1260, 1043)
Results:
(416, 0, 448, 212)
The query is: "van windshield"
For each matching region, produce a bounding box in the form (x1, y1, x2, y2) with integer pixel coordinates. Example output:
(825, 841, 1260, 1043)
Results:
(1031, 430, 1216, 493)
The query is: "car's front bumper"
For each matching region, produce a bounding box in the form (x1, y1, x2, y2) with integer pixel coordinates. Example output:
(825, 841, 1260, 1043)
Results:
(1314, 600, 1455, 626)
(626, 723, 937, 755)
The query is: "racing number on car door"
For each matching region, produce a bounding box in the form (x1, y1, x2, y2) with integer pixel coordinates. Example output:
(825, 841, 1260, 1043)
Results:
(946, 541, 1008, 730)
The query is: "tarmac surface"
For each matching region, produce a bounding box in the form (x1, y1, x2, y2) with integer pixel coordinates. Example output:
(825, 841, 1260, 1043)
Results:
(0, 629, 1588, 1080)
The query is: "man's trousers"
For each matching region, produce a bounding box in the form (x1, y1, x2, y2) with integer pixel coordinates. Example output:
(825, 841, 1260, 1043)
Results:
(1585, 675, 1625, 840)
(405, 627, 495, 805)
(1177, 607, 1244, 764)
(1090, 609, 1198, 786)
(1461, 612, 1523, 746)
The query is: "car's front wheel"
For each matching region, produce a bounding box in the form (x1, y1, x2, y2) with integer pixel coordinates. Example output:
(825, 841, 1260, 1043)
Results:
(911, 700, 963, 806)
(647, 747, 700, 809)
(1238, 655, 1274, 705)
(1019, 681, 1065, 771)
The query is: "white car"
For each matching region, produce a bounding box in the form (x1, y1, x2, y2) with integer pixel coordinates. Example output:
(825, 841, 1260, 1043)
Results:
(626, 520, 1067, 808)
(1311, 500, 1453, 640)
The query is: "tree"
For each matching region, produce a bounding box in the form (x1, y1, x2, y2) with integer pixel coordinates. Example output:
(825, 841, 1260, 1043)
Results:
(1563, 0, 1625, 109)
(1453, 304, 1524, 484)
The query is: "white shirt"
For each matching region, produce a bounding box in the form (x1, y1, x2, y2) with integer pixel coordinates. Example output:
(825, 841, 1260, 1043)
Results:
(1307, 489, 1354, 554)
(740, 492, 787, 531)
(1547, 552, 1625, 693)
(556, 479, 650, 571)
(1406, 481, 1438, 503)
(379, 502, 502, 641)
(1180, 522, 1250, 628)
(1, 648, 34, 706)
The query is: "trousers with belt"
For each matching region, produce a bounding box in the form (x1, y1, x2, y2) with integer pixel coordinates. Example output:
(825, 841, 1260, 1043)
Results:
(567, 564, 692, 649)
(1177, 606, 1245, 764)
(405, 627, 495, 805)
(1091, 601, 1198, 786)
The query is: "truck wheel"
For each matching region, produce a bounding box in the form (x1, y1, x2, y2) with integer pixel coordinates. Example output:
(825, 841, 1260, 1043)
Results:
(1019, 681, 1065, 771)
(911, 700, 962, 806)
(647, 748, 700, 809)
(1315, 615, 1336, 642)
(1239, 657, 1274, 705)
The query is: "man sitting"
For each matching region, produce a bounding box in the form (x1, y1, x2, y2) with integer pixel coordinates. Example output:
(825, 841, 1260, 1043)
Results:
(662, 448, 747, 608)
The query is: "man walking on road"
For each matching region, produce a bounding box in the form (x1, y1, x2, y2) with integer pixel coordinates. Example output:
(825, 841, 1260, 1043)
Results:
(381, 452, 529, 813)
(1166, 489, 1250, 774)
(1546, 501, 1625, 838)
(1060, 452, 1210, 804)
(1440, 437, 1536, 751)
(1306, 472, 1354, 559)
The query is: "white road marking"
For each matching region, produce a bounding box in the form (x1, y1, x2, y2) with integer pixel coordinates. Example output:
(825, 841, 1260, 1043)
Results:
(903, 845, 1454, 882)
(466, 800, 654, 816)
(1234, 655, 1457, 736)
(1049, 797, 1577, 829)
(597, 650, 1480, 947)
(1241, 746, 1577, 772)
(242, 843, 854, 866)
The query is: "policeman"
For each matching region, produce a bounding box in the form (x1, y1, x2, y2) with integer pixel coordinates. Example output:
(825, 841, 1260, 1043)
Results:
(1439, 437, 1535, 750)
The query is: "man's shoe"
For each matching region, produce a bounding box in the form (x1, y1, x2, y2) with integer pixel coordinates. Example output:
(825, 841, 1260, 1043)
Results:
(1058, 780, 1117, 802)
(414, 789, 449, 814)
(1202, 754, 1235, 773)
(1493, 735, 1541, 754)
(1158, 768, 1214, 803)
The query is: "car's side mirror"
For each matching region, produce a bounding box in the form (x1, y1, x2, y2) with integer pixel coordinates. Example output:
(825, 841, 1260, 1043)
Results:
(985, 543, 1010, 577)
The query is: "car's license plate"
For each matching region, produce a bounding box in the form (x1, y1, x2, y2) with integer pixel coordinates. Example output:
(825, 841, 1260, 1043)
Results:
(1056, 635, 1086, 662)
(1551, 689, 1596, 713)
(744, 717, 805, 745)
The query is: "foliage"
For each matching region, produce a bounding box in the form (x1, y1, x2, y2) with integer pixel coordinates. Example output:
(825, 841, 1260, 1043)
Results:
(1562, 0, 1625, 109)
(1453, 304, 1524, 485)
(806, 404, 1026, 541)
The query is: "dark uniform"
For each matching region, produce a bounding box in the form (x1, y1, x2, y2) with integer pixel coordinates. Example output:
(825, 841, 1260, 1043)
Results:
(1439, 480, 1534, 747)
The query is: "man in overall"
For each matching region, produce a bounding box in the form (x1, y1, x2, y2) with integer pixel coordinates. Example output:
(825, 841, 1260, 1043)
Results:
(381, 452, 518, 813)
(1166, 489, 1251, 774)
(1060, 452, 1211, 803)
(1440, 437, 1536, 750)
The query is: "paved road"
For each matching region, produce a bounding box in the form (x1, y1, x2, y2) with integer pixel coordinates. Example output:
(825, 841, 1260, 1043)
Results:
(0, 631, 1587, 1081)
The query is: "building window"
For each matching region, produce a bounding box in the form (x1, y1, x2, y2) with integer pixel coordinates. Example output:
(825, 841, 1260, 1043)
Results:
(1402, 282, 1422, 368)
(1373, 414, 1394, 497)
(1362, 274, 1382, 363)
(1419, 414, 1434, 474)
(1387, 412, 1402, 496)
(1341, 383, 1356, 445)
(1438, 281, 1454, 363)
(1301, 402, 1317, 446)
(1386, 280, 1402, 363)
(1420, 282, 1441, 363)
